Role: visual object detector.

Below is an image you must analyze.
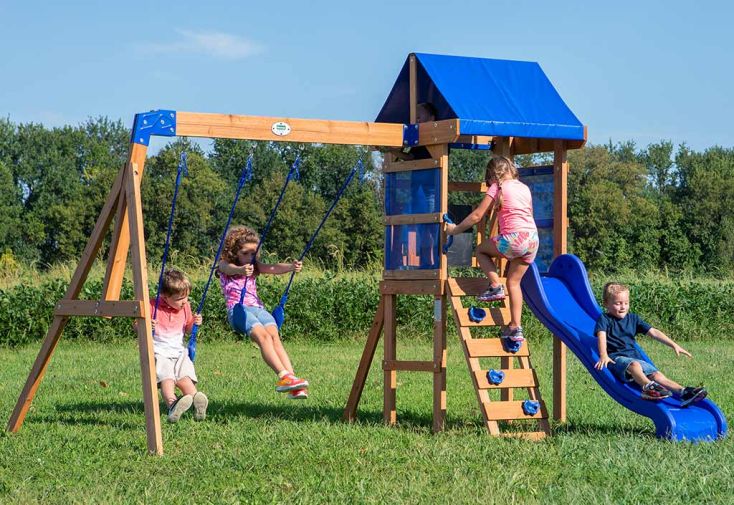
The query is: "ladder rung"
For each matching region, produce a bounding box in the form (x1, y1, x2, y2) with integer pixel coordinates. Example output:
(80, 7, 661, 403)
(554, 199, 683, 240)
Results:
(448, 277, 506, 297)
(456, 307, 511, 327)
(466, 338, 530, 357)
(474, 369, 538, 389)
(482, 401, 547, 421)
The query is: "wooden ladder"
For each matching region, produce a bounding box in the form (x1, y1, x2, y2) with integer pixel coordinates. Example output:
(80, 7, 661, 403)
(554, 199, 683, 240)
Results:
(447, 276, 550, 440)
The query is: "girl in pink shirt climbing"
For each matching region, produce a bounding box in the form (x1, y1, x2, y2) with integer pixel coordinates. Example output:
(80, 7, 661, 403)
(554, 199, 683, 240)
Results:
(445, 156, 539, 342)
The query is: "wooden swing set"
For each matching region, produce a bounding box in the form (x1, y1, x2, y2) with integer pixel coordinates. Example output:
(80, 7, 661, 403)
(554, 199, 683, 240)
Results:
(7, 53, 586, 453)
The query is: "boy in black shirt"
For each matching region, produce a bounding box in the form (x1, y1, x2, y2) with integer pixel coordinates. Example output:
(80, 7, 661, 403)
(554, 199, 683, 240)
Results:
(594, 282, 707, 406)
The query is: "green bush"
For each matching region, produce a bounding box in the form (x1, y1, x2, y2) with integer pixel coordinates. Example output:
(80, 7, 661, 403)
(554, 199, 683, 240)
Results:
(2, 273, 733, 347)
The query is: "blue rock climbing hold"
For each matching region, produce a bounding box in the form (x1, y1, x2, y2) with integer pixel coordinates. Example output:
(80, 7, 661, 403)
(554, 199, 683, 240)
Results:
(501, 336, 522, 354)
(522, 400, 540, 416)
(468, 306, 486, 323)
(487, 369, 505, 385)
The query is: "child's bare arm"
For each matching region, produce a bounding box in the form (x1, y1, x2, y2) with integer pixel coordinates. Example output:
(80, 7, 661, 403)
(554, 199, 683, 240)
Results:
(446, 194, 495, 235)
(218, 260, 254, 276)
(594, 331, 616, 370)
(256, 260, 302, 275)
(646, 328, 692, 357)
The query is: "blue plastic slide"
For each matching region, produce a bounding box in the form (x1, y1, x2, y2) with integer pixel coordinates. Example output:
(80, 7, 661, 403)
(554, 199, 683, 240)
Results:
(521, 254, 727, 441)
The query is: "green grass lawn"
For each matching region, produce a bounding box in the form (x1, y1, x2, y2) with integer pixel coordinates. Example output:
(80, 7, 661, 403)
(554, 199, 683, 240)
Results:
(1, 337, 731, 504)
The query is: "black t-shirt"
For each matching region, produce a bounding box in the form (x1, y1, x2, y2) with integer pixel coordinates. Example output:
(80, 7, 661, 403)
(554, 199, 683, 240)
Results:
(594, 312, 652, 359)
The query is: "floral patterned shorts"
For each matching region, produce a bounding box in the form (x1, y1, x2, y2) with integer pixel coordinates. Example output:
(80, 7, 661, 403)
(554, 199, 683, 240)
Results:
(491, 231, 539, 264)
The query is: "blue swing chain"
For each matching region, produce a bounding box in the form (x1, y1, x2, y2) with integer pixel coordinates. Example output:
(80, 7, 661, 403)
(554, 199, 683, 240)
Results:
(188, 155, 254, 360)
(194, 155, 254, 315)
(239, 156, 302, 305)
(152, 152, 188, 324)
(277, 159, 365, 306)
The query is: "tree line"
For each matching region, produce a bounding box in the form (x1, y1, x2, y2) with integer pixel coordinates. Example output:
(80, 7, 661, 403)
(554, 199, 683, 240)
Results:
(0, 117, 732, 274)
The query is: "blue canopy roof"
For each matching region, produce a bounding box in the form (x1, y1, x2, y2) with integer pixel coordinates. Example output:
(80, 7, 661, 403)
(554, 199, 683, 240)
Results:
(376, 53, 585, 141)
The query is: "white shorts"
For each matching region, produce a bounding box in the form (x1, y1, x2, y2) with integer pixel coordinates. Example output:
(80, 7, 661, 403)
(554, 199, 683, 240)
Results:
(155, 352, 198, 384)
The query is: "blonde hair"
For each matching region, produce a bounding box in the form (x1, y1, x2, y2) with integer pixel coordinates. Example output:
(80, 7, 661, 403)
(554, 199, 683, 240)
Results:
(161, 269, 191, 297)
(222, 225, 260, 266)
(484, 156, 519, 209)
(602, 282, 630, 304)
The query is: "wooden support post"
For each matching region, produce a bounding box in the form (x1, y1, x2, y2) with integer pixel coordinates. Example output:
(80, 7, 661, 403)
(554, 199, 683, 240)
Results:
(433, 294, 447, 432)
(434, 142, 449, 432)
(383, 294, 397, 425)
(125, 161, 163, 455)
(7, 165, 126, 433)
(343, 297, 385, 421)
(553, 140, 569, 422)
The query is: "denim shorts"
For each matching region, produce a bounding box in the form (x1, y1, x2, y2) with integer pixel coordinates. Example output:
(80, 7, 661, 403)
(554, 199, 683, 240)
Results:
(227, 305, 277, 336)
(608, 355, 658, 383)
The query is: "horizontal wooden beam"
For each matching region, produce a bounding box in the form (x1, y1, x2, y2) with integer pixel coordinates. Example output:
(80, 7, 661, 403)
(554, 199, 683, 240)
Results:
(456, 134, 493, 146)
(54, 300, 145, 318)
(418, 119, 460, 145)
(383, 158, 440, 173)
(176, 112, 405, 147)
(380, 280, 443, 295)
(384, 212, 442, 226)
(448, 182, 488, 193)
(383, 269, 440, 280)
(382, 360, 437, 372)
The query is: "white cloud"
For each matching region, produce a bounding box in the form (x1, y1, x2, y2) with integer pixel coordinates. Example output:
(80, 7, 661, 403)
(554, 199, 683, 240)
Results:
(141, 30, 263, 60)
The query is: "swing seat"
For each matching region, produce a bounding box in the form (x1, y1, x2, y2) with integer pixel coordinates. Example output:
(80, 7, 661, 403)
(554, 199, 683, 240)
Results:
(231, 303, 249, 334)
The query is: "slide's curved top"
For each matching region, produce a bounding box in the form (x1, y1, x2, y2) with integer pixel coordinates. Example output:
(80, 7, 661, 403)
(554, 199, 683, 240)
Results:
(521, 254, 727, 441)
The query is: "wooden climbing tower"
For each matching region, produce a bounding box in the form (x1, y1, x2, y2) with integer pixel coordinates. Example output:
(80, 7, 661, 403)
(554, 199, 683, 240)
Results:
(344, 53, 586, 437)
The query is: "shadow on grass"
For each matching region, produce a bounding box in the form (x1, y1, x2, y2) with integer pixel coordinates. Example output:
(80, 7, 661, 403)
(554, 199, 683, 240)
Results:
(35, 399, 436, 432)
(552, 420, 656, 438)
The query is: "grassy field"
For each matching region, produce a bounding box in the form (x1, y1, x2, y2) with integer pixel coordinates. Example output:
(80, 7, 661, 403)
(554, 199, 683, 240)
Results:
(1, 337, 731, 504)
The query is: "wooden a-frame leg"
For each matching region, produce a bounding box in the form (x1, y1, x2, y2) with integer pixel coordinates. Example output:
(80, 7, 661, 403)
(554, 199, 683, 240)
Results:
(343, 297, 385, 422)
(7, 166, 126, 433)
(102, 143, 147, 301)
(125, 162, 163, 455)
(102, 189, 129, 301)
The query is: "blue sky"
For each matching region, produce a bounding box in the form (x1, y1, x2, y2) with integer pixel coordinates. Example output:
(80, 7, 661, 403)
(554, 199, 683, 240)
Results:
(1, 1, 732, 152)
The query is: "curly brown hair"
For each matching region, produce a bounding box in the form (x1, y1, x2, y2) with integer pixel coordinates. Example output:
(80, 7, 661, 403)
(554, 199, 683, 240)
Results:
(221, 225, 260, 266)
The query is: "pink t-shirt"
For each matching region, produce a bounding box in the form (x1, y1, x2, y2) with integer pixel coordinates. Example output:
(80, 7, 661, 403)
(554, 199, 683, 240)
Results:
(219, 272, 264, 310)
(486, 179, 537, 235)
(150, 298, 193, 358)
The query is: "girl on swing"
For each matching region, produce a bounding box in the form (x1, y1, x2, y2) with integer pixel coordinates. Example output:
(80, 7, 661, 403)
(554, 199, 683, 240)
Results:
(445, 156, 539, 342)
(218, 225, 309, 399)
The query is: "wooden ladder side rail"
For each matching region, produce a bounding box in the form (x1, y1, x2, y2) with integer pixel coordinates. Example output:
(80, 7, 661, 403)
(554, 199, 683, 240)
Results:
(518, 355, 551, 435)
(7, 164, 127, 434)
(343, 297, 385, 422)
(447, 284, 500, 436)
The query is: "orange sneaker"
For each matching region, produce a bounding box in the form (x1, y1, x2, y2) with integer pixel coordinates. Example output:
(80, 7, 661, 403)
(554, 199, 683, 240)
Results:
(276, 373, 309, 392)
(287, 388, 308, 400)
